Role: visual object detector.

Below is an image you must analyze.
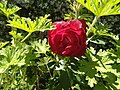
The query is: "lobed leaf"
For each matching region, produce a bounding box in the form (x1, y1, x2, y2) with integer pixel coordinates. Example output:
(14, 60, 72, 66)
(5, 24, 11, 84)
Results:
(31, 38, 49, 54)
(76, 0, 120, 17)
(0, 1, 21, 18)
(7, 15, 53, 33)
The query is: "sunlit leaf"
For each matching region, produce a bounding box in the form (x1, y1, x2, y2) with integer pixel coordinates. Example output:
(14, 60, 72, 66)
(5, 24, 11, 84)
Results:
(0, 1, 21, 18)
(7, 15, 53, 33)
(77, 0, 120, 17)
(86, 76, 97, 88)
(0, 41, 9, 49)
(31, 38, 49, 54)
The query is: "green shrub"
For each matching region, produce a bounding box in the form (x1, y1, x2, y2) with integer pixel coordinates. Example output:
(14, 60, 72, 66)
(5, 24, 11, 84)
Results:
(0, 0, 120, 90)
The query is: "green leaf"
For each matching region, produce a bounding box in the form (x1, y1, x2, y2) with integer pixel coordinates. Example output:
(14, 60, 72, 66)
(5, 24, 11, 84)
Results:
(0, 43, 31, 73)
(7, 15, 53, 33)
(94, 82, 108, 90)
(90, 39, 106, 45)
(59, 70, 71, 90)
(24, 46, 38, 63)
(86, 76, 97, 88)
(9, 30, 23, 39)
(112, 64, 120, 72)
(0, 41, 9, 49)
(115, 77, 120, 90)
(79, 60, 98, 78)
(76, 0, 120, 17)
(31, 38, 49, 54)
(0, 1, 21, 18)
(74, 84, 81, 90)
(104, 72, 117, 84)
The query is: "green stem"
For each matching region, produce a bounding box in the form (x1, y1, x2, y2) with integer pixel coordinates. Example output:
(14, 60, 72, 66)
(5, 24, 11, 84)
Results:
(21, 33, 32, 42)
(75, 2, 81, 20)
(46, 64, 52, 78)
(86, 35, 95, 44)
(99, 59, 106, 69)
(87, 16, 99, 36)
(36, 69, 40, 90)
(75, 10, 79, 19)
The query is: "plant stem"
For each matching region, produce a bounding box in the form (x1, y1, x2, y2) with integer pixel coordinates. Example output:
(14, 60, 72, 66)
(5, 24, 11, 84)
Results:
(36, 69, 40, 90)
(46, 64, 52, 78)
(75, 10, 79, 20)
(99, 59, 106, 69)
(86, 35, 95, 44)
(21, 33, 32, 42)
(87, 16, 99, 36)
(75, 2, 81, 20)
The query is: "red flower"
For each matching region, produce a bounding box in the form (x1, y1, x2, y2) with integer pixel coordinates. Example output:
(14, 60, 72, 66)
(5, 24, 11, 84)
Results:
(48, 19, 87, 57)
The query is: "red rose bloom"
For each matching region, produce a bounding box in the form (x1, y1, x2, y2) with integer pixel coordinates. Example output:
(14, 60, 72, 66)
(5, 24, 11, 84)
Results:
(48, 19, 87, 57)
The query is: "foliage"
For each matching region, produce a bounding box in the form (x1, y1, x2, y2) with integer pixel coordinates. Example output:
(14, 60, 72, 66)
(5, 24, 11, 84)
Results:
(0, 0, 70, 42)
(7, 14, 53, 42)
(10, 0, 70, 21)
(0, 1, 21, 19)
(76, 0, 120, 17)
(7, 15, 52, 33)
(0, 0, 120, 90)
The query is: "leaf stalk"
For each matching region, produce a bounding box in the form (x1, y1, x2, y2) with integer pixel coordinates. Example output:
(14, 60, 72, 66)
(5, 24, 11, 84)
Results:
(21, 33, 32, 42)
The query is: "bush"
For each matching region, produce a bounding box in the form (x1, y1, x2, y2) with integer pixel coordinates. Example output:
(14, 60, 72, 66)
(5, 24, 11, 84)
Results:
(0, 0, 120, 90)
